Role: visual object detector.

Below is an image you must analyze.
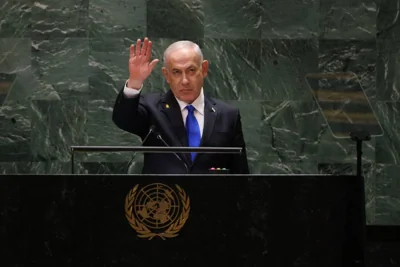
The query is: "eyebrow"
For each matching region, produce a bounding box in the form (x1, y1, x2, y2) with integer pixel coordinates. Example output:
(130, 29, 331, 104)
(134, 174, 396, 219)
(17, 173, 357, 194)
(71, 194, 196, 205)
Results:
(172, 66, 197, 71)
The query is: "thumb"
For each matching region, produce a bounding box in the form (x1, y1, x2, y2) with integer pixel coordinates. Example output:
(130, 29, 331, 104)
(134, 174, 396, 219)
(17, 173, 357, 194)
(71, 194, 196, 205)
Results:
(148, 59, 159, 73)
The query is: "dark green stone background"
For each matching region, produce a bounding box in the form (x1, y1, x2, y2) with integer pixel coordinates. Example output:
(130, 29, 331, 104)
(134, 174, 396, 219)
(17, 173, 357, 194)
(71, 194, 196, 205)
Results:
(0, 0, 399, 225)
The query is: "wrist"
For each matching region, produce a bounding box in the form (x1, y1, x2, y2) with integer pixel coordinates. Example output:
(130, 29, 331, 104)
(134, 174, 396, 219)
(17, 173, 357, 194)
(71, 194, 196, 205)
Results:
(127, 79, 143, 90)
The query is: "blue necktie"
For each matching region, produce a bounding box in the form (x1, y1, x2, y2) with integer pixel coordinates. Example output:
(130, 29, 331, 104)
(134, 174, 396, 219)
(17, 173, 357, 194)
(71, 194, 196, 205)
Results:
(185, 105, 201, 162)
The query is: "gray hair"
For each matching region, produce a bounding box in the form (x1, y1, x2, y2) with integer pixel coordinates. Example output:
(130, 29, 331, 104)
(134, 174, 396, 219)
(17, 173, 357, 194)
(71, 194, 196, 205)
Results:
(163, 40, 203, 67)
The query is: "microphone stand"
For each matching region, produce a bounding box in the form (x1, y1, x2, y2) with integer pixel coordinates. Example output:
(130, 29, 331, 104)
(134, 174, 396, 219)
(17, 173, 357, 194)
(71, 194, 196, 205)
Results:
(156, 134, 189, 174)
(126, 126, 156, 172)
(343, 131, 371, 267)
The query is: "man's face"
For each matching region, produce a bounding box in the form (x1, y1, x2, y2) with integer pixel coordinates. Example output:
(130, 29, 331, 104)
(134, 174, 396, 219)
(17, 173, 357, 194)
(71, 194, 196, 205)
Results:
(162, 48, 208, 104)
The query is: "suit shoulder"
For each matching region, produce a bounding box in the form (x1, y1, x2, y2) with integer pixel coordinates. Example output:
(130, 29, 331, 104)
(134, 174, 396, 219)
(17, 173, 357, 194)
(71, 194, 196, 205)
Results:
(211, 97, 240, 113)
(139, 92, 164, 104)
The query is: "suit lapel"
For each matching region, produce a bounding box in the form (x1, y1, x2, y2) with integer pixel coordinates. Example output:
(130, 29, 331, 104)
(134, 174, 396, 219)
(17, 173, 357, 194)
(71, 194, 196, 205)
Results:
(201, 96, 217, 147)
(192, 96, 217, 166)
(160, 90, 191, 164)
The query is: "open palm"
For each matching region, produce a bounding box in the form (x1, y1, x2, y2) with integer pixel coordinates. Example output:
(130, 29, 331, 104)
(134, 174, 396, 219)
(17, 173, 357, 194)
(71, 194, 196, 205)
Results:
(128, 37, 159, 87)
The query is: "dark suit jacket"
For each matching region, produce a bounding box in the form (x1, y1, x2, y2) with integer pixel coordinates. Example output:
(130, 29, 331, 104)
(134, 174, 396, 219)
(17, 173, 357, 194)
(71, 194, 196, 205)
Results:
(112, 88, 249, 174)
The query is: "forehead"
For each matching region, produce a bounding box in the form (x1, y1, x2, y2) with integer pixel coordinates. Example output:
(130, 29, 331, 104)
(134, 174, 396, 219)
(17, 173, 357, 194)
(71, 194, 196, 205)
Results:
(167, 48, 201, 68)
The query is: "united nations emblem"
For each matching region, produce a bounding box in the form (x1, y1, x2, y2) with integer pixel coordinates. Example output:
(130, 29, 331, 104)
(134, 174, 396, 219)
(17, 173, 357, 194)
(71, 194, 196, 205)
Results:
(124, 183, 190, 240)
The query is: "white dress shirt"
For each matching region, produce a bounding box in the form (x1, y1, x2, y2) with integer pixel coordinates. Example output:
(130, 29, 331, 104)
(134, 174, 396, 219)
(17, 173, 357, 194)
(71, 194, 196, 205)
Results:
(123, 81, 204, 137)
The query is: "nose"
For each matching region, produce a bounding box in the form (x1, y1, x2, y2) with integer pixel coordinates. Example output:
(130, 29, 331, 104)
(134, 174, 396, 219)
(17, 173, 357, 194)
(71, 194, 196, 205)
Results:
(181, 73, 189, 85)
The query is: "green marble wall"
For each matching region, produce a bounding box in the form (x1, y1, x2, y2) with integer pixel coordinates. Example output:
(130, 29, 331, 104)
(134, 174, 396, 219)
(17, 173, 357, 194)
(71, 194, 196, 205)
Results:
(0, 0, 399, 225)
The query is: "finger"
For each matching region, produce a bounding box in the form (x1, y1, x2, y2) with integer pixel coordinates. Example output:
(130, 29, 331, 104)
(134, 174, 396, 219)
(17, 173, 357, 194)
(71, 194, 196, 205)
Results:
(148, 59, 159, 72)
(130, 44, 134, 58)
(145, 41, 153, 62)
(135, 39, 141, 57)
(141, 37, 148, 57)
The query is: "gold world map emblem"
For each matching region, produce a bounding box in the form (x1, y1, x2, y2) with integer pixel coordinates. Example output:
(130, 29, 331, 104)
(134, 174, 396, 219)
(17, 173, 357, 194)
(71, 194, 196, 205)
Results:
(125, 183, 190, 240)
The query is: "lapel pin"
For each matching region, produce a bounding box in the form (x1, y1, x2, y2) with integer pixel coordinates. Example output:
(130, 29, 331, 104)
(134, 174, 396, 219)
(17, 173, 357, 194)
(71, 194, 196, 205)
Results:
(165, 104, 170, 108)
(211, 107, 216, 112)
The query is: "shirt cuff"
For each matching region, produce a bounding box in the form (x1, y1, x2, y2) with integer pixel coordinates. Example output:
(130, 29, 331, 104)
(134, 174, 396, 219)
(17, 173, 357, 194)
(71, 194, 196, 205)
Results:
(123, 80, 143, 98)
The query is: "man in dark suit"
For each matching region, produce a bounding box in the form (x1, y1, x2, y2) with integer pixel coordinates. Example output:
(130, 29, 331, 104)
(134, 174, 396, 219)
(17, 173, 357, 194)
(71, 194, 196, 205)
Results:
(112, 37, 249, 174)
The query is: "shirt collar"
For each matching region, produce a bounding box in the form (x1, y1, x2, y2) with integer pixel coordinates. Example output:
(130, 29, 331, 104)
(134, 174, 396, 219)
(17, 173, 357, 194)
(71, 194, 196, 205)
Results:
(174, 87, 204, 115)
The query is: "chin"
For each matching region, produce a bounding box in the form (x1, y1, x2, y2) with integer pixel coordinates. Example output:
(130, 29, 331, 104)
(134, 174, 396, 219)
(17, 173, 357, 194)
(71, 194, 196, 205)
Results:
(180, 95, 195, 103)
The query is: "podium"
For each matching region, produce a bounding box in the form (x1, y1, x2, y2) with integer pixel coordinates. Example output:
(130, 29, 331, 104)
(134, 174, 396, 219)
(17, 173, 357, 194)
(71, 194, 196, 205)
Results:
(1, 173, 364, 267)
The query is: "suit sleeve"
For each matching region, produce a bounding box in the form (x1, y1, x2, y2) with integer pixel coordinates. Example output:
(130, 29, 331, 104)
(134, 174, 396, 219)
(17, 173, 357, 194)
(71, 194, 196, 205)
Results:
(229, 110, 250, 174)
(112, 87, 150, 139)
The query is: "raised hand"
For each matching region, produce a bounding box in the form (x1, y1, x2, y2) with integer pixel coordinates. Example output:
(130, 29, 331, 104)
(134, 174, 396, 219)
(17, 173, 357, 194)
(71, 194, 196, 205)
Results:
(128, 37, 159, 89)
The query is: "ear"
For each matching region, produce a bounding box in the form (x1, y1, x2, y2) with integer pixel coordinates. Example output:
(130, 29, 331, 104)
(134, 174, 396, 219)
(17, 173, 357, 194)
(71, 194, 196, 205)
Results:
(161, 67, 170, 83)
(201, 60, 209, 78)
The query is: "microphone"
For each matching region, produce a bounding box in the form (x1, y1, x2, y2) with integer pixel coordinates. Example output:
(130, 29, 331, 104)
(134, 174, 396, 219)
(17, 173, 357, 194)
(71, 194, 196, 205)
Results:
(141, 125, 156, 145)
(126, 125, 156, 172)
(154, 132, 189, 174)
